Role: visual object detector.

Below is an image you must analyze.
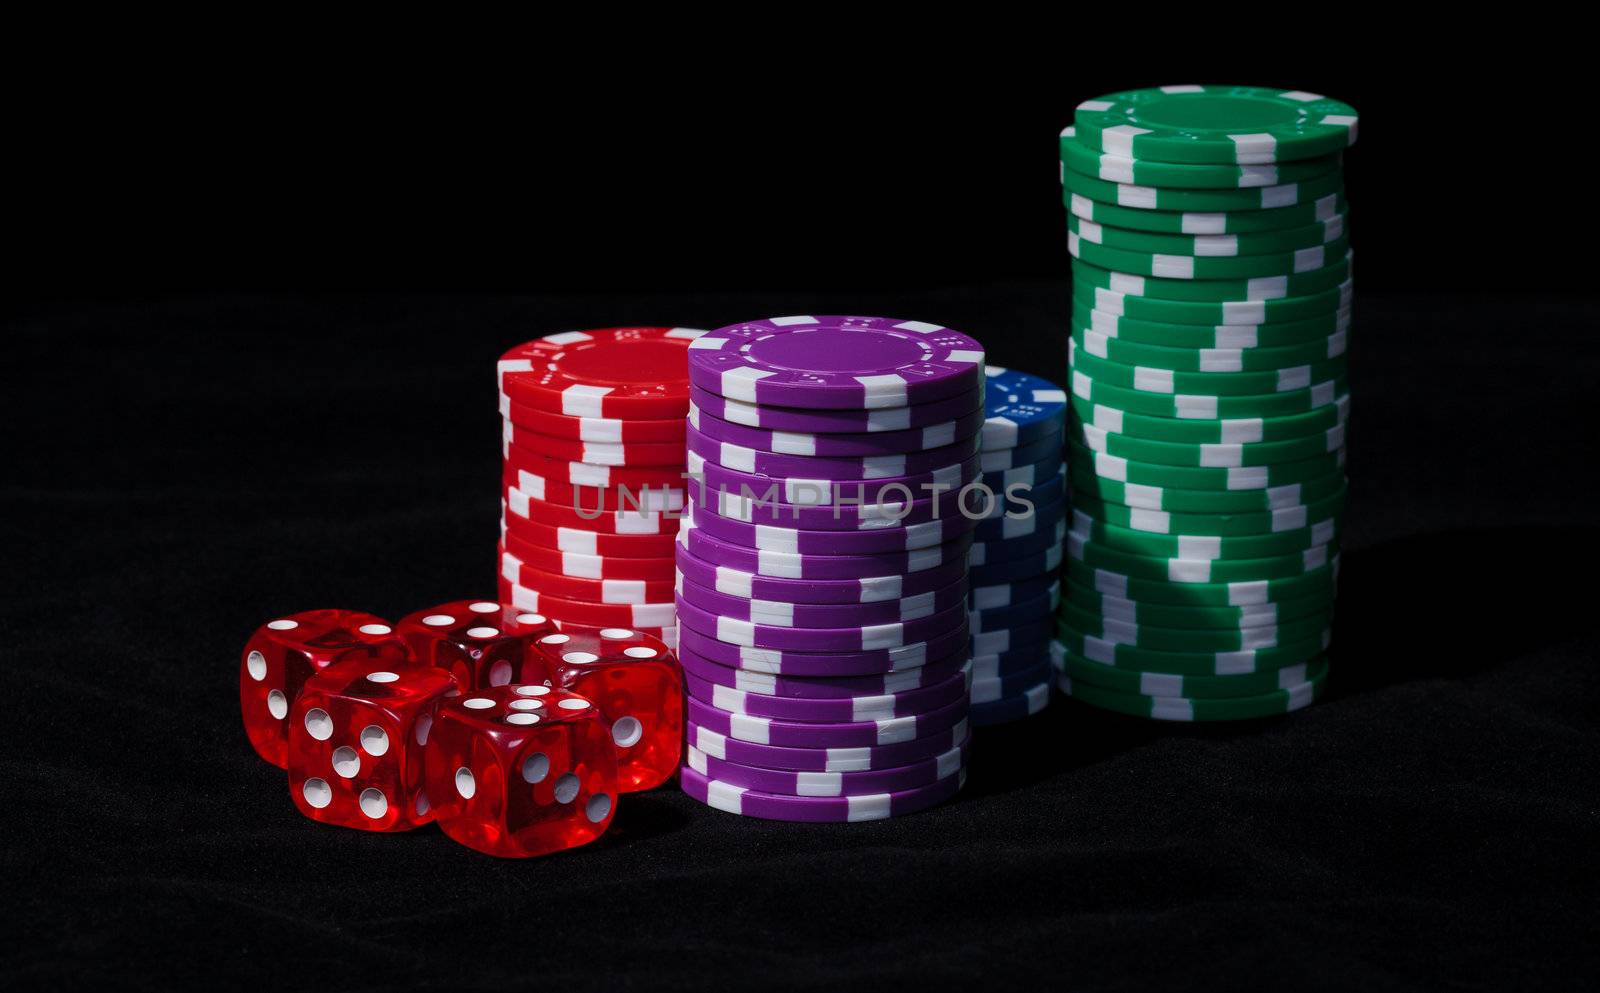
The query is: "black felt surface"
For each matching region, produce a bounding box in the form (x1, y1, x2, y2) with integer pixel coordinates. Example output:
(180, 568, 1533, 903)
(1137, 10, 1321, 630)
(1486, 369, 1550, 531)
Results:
(5, 287, 1598, 992)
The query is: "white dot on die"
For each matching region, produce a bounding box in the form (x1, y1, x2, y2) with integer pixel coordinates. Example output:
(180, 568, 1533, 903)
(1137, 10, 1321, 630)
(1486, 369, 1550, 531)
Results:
(359, 788, 388, 819)
(563, 652, 599, 665)
(466, 627, 499, 639)
(522, 753, 550, 783)
(414, 792, 431, 816)
(360, 725, 389, 756)
(455, 767, 476, 799)
(469, 602, 499, 614)
(539, 634, 570, 645)
(505, 713, 540, 725)
(268, 620, 298, 631)
(508, 699, 543, 711)
(303, 708, 332, 739)
(488, 661, 512, 686)
(586, 793, 613, 823)
(623, 646, 658, 659)
(516, 685, 551, 697)
(612, 716, 643, 748)
(246, 651, 267, 680)
(558, 698, 590, 711)
(516, 613, 546, 626)
(267, 690, 288, 720)
(463, 698, 495, 710)
(414, 714, 433, 746)
(553, 773, 580, 804)
(331, 746, 360, 778)
(302, 778, 331, 808)
(366, 671, 400, 684)
(359, 623, 392, 636)
(599, 629, 634, 639)
(422, 614, 455, 627)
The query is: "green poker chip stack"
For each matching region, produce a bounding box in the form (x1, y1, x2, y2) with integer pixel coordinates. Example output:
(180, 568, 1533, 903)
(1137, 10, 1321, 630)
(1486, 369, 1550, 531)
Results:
(1054, 84, 1359, 722)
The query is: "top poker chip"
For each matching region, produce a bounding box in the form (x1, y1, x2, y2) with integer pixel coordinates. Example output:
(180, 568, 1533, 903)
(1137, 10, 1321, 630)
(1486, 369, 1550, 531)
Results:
(498, 327, 708, 419)
(980, 366, 1067, 450)
(687, 315, 985, 410)
(1073, 86, 1359, 165)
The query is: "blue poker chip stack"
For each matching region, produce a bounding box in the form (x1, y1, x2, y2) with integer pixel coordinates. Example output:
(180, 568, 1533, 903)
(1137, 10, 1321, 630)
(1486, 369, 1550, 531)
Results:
(967, 366, 1068, 725)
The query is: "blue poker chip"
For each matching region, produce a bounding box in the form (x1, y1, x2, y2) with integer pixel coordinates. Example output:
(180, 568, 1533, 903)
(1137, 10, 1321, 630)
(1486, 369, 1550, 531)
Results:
(968, 583, 1060, 634)
(968, 679, 1052, 726)
(971, 492, 1065, 543)
(981, 366, 1068, 450)
(970, 572, 1059, 610)
(979, 450, 1066, 494)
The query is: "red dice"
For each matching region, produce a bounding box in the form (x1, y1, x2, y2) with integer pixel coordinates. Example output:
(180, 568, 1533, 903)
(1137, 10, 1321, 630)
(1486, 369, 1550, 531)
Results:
(395, 600, 557, 690)
(240, 609, 412, 767)
(528, 628, 683, 793)
(286, 656, 459, 831)
(423, 685, 618, 858)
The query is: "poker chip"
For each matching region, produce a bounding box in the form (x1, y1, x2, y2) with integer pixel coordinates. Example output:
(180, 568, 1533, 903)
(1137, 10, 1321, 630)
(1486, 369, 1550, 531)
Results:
(968, 683, 1052, 727)
(1069, 392, 1351, 444)
(969, 585, 1060, 634)
(686, 450, 981, 508)
(970, 663, 1053, 705)
(688, 385, 983, 434)
(1067, 211, 1345, 257)
(676, 616, 972, 679)
(688, 403, 987, 458)
(1061, 130, 1342, 189)
(499, 548, 675, 604)
(675, 596, 968, 653)
(972, 643, 1055, 681)
(687, 719, 971, 773)
(498, 327, 706, 419)
(675, 539, 970, 605)
(686, 422, 982, 481)
(504, 443, 690, 490)
(683, 661, 973, 723)
(1057, 669, 1327, 721)
(1079, 278, 1352, 327)
(1062, 165, 1345, 214)
(1055, 645, 1329, 699)
(502, 511, 679, 558)
(1066, 190, 1346, 237)
(684, 736, 969, 796)
(1067, 554, 1339, 608)
(979, 366, 1068, 449)
(679, 646, 973, 700)
(687, 694, 968, 749)
(504, 529, 677, 582)
(1072, 86, 1358, 165)
(1069, 464, 1346, 515)
(968, 519, 1068, 567)
(1069, 438, 1345, 492)
(1072, 322, 1349, 373)
(1072, 299, 1352, 349)
(1072, 253, 1352, 303)
(976, 430, 1062, 473)
(1066, 483, 1347, 535)
(679, 763, 966, 822)
(500, 392, 688, 443)
(504, 420, 685, 467)
(495, 582, 677, 629)
(1071, 417, 1344, 468)
(686, 500, 976, 555)
(505, 465, 686, 512)
(679, 518, 975, 581)
(504, 486, 675, 535)
(1064, 576, 1334, 630)
(675, 570, 970, 628)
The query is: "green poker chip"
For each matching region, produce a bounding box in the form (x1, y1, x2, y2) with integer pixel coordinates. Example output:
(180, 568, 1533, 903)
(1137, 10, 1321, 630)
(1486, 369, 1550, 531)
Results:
(1062, 165, 1345, 213)
(1070, 507, 1342, 562)
(1063, 577, 1337, 629)
(1069, 437, 1346, 491)
(1077, 278, 1352, 327)
(1066, 189, 1347, 236)
(1066, 553, 1340, 609)
(1060, 126, 1342, 190)
(1073, 86, 1359, 165)
(1071, 254, 1351, 302)
(1070, 411, 1345, 468)
(1069, 391, 1350, 445)
(1069, 464, 1348, 516)
(1058, 667, 1328, 720)
(1072, 322, 1349, 373)
(1070, 367, 1348, 420)
(1071, 298, 1351, 348)
(1059, 600, 1332, 651)
(1056, 616, 1332, 676)
(1067, 211, 1347, 257)
(1068, 528, 1339, 584)
(1071, 342, 1348, 398)
(1068, 481, 1349, 537)
(1055, 646, 1331, 701)
(1070, 230, 1352, 281)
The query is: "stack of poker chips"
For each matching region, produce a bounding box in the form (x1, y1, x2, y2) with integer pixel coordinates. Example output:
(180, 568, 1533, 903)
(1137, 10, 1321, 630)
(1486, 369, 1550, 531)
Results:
(1055, 85, 1358, 721)
(496, 327, 708, 648)
(966, 366, 1068, 725)
(674, 315, 985, 822)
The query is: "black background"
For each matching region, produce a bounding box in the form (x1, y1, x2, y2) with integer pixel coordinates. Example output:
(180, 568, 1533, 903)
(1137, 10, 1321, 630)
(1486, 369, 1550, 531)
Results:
(7, 44, 1599, 993)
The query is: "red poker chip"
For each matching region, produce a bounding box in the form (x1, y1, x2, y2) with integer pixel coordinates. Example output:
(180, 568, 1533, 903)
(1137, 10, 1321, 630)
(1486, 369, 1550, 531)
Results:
(498, 577, 679, 650)
(503, 420, 685, 468)
(495, 584, 676, 629)
(503, 485, 678, 536)
(503, 465, 687, 513)
(503, 528, 676, 582)
(499, 546, 677, 603)
(502, 511, 680, 558)
(498, 327, 706, 420)
(500, 392, 688, 444)
(504, 441, 690, 490)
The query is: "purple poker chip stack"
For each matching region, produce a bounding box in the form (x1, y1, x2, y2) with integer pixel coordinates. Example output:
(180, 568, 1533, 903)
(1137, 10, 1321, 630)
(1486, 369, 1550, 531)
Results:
(967, 366, 1069, 725)
(675, 315, 986, 822)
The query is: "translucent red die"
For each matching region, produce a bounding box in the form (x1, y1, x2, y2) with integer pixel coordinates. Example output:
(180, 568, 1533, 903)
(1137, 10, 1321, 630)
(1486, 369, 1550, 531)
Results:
(286, 657, 458, 832)
(528, 627, 683, 793)
(395, 600, 557, 691)
(240, 609, 412, 767)
(423, 685, 618, 858)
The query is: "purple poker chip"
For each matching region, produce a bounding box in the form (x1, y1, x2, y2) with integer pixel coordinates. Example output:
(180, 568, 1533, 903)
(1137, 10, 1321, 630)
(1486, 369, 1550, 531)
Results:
(679, 762, 966, 821)
(700, 482, 969, 532)
(969, 584, 1060, 634)
(968, 541, 1064, 586)
(687, 716, 971, 772)
(971, 661, 1053, 705)
(688, 500, 976, 556)
(675, 570, 969, 629)
(678, 646, 972, 700)
(688, 385, 983, 434)
(687, 450, 980, 508)
(971, 617, 1054, 659)
(687, 315, 986, 410)
(679, 518, 974, 581)
(969, 682, 1051, 727)
(979, 451, 1066, 494)
(689, 402, 986, 458)
(687, 694, 967, 748)
(977, 430, 1063, 474)
(687, 423, 981, 482)
(683, 735, 969, 799)
(971, 494, 1066, 543)
(969, 518, 1069, 566)
(970, 572, 1061, 610)
(972, 641, 1055, 680)
(683, 661, 973, 723)
(675, 541, 969, 605)
(674, 596, 968, 652)
(677, 617, 971, 677)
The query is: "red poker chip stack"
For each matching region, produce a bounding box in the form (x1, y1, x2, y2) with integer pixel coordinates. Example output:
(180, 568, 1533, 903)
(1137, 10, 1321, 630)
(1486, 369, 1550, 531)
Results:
(497, 327, 706, 648)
